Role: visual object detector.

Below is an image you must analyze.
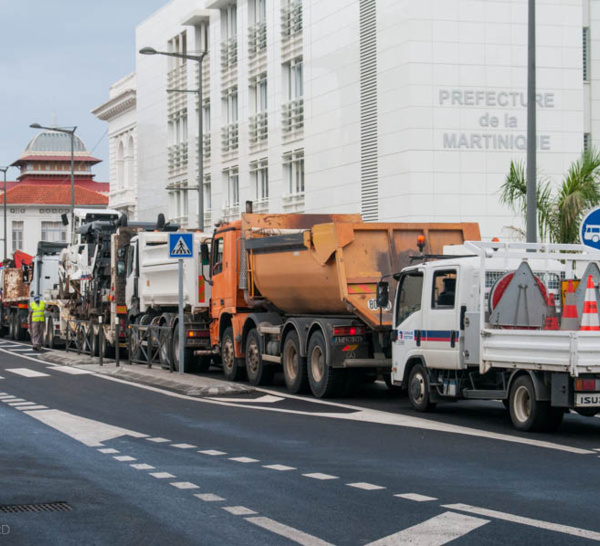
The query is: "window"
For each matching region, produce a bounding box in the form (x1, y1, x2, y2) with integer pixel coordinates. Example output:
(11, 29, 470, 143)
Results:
(11, 221, 23, 252)
(252, 74, 268, 113)
(395, 272, 424, 326)
(223, 86, 238, 125)
(212, 237, 224, 276)
(432, 270, 457, 309)
(584, 132, 591, 152)
(203, 100, 211, 133)
(204, 173, 212, 211)
(283, 149, 304, 195)
(583, 27, 590, 82)
(168, 32, 187, 69)
(224, 4, 237, 40)
(224, 167, 239, 207)
(286, 57, 303, 100)
(282, 0, 302, 37)
(41, 221, 67, 243)
(250, 159, 268, 201)
(253, 0, 266, 24)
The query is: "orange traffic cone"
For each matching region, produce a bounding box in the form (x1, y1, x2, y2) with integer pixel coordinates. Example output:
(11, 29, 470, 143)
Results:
(561, 280, 579, 330)
(581, 275, 600, 331)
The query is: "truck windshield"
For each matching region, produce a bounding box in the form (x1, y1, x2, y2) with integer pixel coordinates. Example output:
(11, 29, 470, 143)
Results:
(395, 272, 423, 326)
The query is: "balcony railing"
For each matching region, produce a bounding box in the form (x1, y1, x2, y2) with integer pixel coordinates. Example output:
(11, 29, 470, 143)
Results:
(248, 22, 267, 56)
(221, 123, 239, 153)
(167, 65, 188, 114)
(281, 1, 303, 38)
(249, 112, 268, 144)
(221, 38, 238, 71)
(222, 204, 240, 222)
(282, 98, 304, 133)
(252, 198, 269, 213)
(167, 142, 188, 176)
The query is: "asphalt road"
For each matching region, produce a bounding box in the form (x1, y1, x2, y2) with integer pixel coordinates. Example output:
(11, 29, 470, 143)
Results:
(1, 341, 600, 545)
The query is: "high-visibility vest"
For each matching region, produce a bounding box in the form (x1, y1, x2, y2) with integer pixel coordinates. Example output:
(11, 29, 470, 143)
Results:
(30, 301, 45, 322)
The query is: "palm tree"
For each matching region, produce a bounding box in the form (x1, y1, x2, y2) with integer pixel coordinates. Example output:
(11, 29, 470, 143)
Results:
(500, 148, 600, 243)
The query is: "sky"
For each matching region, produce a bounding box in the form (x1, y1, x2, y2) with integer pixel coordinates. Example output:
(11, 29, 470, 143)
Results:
(0, 0, 169, 182)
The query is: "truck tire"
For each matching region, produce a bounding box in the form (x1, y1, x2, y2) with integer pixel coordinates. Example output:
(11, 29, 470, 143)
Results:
(408, 364, 436, 412)
(283, 331, 309, 394)
(222, 327, 244, 381)
(8, 312, 15, 340)
(307, 331, 346, 398)
(245, 329, 274, 386)
(171, 324, 195, 373)
(16, 313, 27, 341)
(509, 375, 563, 432)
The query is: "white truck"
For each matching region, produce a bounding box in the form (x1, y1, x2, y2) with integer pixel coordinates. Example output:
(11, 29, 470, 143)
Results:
(384, 241, 600, 432)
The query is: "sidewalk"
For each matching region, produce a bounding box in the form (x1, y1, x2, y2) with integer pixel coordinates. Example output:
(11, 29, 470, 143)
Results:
(41, 351, 255, 398)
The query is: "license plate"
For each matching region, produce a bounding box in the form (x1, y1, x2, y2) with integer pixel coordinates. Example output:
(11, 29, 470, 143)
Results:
(575, 393, 600, 407)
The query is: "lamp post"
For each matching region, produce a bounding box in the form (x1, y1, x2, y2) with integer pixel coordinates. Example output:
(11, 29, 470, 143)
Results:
(140, 46, 207, 230)
(526, 0, 536, 243)
(30, 123, 77, 229)
(0, 166, 12, 262)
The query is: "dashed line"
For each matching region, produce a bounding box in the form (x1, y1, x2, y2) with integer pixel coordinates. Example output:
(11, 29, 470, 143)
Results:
(198, 450, 227, 456)
(222, 506, 258, 516)
(170, 482, 199, 490)
(131, 464, 155, 470)
(18, 405, 47, 411)
(195, 493, 225, 502)
(5, 368, 49, 378)
(146, 437, 171, 443)
(98, 448, 120, 454)
(114, 455, 137, 462)
(246, 517, 334, 546)
(263, 464, 296, 472)
(347, 482, 385, 491)
(0, 376, 4, 380)
(396, 493, 438, 502)
(229, 457, 259, 463)
(150, 472, 176, 479)
(302, 473, 338, 481)
(171, 443, 197, 449)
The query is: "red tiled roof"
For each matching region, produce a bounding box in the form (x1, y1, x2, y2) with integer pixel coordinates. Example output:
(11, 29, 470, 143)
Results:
(5, 184, 108, 205)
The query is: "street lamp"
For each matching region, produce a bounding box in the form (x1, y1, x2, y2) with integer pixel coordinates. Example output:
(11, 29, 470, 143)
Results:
(30, 123, 77, 229)
(0, 166, 13, 261)
(140, 46, 207, 230)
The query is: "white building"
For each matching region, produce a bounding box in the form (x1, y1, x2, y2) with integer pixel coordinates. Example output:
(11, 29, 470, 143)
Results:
(103, 0, 595, 239)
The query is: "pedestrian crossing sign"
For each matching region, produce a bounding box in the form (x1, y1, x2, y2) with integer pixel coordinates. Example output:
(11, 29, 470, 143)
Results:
(169, 233, 194, 259)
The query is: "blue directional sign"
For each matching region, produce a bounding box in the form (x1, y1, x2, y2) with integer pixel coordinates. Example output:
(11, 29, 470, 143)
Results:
(580, 206, 600, 250)
(169, 232, 194, 259)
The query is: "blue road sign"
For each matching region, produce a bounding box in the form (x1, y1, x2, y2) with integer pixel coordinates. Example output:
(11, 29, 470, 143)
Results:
(169, 232, 194, 259)
(580, 206, 600, 250)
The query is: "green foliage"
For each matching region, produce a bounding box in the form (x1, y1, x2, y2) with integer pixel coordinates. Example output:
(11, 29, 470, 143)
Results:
(500, 148, 600, 243)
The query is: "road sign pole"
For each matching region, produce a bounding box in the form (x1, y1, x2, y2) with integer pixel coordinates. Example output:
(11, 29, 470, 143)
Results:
(178, 258, 184, 375)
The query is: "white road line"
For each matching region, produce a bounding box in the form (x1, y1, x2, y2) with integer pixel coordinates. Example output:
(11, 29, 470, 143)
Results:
(146, 437, 171, 443)
(98, 448, 120, 454)
(263, 464, 296, 471)
(246, 517, 333, 546)
(9, 402, 38, 407)
(302, 473, 338, 481)
(0, 395, 16, 400)
(366, 511, 489, 546)
(17, 405, 47, 411)
(114, 456, 137, 462)
(0, 376, 4, 380)
(222, 506, 257, 516)
(444, 503, 600, 541)
(3, 398, 26, 403)
(170, 482, 199, 490)
(9, 348, 38, 352)
(395, 493, 438, 502)
(131, 464, 155, 470)
(150, 472, 176, 479)
(207, 395, 285, 404)
(171, 443, 197, 449)
(50, 366, 93, 375)
(198, 450, 227, 456)
(195, 494, 225, 502)
(347, 482, 385, 491)
(594, 448, 600, 452)
(5, 368, 49, 378)
(229, 457, 259, 463)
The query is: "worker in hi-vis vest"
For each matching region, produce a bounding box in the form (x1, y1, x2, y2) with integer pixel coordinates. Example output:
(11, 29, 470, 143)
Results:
(29, 294, 45, 351)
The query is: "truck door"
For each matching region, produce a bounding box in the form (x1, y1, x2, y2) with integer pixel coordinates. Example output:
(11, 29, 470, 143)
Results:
(392, 270, 424, 384)
(421, 268, 461, 369)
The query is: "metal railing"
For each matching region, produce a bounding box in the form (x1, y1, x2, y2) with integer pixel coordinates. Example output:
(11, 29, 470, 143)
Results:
(64, 319, 92, 355)
(127, 322, 173, 370)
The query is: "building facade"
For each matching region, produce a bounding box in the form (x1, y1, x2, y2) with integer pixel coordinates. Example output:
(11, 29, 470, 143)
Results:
(116, 0, 593, 239)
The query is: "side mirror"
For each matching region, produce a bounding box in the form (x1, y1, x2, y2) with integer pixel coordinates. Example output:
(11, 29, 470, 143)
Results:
(200, 243, 210, 266)
(61, 213, 69, 226)
(117, 259, 126, 277)
(376, 281, 389, 309)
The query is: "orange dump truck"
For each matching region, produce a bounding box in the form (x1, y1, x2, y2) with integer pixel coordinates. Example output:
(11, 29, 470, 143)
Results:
(202, 213, 480, 397)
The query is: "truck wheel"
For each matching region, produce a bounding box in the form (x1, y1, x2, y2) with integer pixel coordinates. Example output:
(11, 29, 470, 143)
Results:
(307, 331, 346, 398)
(509, 375, 551, 432)
(9, 312, 15, 340)
(222, 327, 244, 381)
(408, 364, 436, 412)
(245, 329, 274, 386)
(16, 314, 27, 341)
(283, 331, 309, 394)
(171, 325, 195, 373)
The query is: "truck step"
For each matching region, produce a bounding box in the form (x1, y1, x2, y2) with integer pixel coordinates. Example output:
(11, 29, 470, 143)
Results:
(262, 354, 281, 364)
(257, 325, 282, 335)
(462, 389, 507, 400)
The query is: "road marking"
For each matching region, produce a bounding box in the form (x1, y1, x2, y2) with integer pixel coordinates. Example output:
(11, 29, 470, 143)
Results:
(0, 376, 4, 380)
(131, 464, 155, 470)
(223, 506, 257, 516)
(198, 450, 227, 456)
(0, 395, 16, 400)
(302, 473, 338, 481)
(246, 517, 334, 546)
(395, 493, 438, 502)
(347, 482, 385, 491)
(9, 402, 38, 407)
(9, 348, 38, 352)
(114, 456, 137, 462)
(444, 503, 600, 541)
(195, 494, 225, 502)
(229, 457, 259, 463)
(3, 398, 26, 403)
(146, 437, 171, 443)
(24, 409, 148, 447)
(50, 366, 93, 375)
(150, 472, 176, 479)
(98, 448, 120, 454)
(17, 405, 47, 410)
(366, 511, 489, 546)
(170, 482, 199, 490)
(5, 368, 49, 378)
(171, 443, 197, 449)
(207, 395, 285, 404)
(263, 464, 296, 472)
